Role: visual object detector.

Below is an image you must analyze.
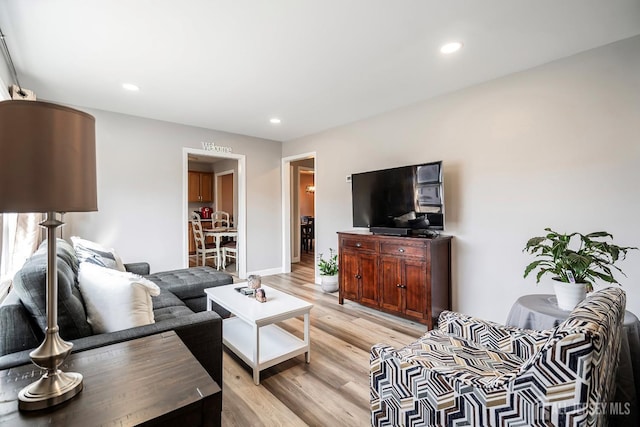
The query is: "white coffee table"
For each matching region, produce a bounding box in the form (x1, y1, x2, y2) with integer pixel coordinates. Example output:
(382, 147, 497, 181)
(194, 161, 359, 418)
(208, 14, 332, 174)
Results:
(205, 283, 313, 385)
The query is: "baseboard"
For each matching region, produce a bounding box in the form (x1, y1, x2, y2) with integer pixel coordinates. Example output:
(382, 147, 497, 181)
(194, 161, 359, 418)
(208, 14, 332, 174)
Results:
(247, 267, 283, 277)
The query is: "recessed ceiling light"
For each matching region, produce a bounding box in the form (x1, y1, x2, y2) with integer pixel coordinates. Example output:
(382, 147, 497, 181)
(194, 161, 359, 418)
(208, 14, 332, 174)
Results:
(440, 42, 463, 54)
(270, 118, 281, 124)
(122, 83, 140, 91)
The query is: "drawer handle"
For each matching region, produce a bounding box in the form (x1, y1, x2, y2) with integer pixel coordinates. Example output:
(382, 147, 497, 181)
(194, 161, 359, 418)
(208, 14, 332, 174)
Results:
(397, 284, 406, 289)
(398, 248, 405, 253)
(355, 274, 362, 279)
(356, 242, 362, 248)
(396, 283, 402, 288)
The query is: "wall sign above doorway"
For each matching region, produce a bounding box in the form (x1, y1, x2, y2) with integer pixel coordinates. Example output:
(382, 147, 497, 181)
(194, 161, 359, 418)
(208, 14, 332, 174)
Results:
(201, 141, 232, 153)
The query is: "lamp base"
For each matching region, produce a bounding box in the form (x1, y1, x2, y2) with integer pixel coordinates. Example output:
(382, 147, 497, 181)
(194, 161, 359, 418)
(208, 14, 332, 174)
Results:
(17, 213, 84, 411)
(18, 370, 83, 411)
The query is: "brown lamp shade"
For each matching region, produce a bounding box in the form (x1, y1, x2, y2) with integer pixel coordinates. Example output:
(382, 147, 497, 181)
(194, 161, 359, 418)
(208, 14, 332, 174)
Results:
(0, 100, 97, 213)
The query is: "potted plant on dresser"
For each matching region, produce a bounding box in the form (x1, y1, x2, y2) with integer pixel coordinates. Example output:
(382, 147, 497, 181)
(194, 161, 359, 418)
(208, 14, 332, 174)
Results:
(523, 228, 637, 310)
(318, 248, 339, 293)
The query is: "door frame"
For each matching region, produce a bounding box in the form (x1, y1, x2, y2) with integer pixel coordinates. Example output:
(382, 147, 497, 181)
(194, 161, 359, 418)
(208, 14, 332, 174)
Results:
(296, 166, 315, 263)
(183, 148, 247, 279)
(281, 151, 316, 275)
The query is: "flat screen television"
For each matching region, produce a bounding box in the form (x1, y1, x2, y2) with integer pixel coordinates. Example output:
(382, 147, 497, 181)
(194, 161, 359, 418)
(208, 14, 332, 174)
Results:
(351, 161, 444, 231)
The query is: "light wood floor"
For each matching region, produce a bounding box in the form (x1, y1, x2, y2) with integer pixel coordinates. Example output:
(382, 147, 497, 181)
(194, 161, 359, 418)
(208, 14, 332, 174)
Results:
(220, 250, 425, 426)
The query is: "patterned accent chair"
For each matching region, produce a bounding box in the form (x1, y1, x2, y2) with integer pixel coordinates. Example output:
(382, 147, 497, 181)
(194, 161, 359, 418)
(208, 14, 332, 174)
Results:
(370, 287, 626, 427)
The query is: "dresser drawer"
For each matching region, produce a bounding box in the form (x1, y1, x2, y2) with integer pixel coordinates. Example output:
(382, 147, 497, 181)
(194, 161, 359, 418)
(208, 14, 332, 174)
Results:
(341, 237, 376, 251)
(380, 242, 425, 259)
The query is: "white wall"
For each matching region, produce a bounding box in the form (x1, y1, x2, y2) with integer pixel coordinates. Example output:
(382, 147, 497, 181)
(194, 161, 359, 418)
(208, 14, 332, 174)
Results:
(67, 109, 282, 274)
(282, 35, 640, 321)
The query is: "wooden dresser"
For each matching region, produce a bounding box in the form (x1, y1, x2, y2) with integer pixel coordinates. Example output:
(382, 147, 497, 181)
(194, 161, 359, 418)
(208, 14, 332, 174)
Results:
(337, 231, 452, 329)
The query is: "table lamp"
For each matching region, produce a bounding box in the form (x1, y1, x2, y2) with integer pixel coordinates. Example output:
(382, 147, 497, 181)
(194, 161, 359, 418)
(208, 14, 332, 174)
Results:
(0, 100, 97, 410)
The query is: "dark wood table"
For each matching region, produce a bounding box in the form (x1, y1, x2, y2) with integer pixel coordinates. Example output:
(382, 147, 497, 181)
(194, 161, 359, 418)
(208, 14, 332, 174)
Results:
(0, 331, 221, 426)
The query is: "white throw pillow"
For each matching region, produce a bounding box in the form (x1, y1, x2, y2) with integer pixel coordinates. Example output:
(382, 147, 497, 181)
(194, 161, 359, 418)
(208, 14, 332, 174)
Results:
(71, 236, 126, 271)
(78, 263, 160, 334)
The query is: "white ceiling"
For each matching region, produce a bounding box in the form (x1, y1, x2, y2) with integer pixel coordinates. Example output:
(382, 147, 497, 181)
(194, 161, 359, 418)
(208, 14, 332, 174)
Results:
(1, 1, 639, 142)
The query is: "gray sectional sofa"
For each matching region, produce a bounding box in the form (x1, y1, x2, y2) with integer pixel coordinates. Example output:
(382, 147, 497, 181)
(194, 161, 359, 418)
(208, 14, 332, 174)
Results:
(0, 239, 232, 424)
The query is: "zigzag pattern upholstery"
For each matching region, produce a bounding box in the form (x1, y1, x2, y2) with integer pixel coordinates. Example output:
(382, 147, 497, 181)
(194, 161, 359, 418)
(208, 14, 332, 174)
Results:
(370, 287, 626, 426)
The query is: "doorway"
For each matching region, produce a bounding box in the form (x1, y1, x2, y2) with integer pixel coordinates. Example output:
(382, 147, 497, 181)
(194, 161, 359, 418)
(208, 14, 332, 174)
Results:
(296, 164, 315, 261)
(281, 152, 316, 278)
(183, 148, 246, 279)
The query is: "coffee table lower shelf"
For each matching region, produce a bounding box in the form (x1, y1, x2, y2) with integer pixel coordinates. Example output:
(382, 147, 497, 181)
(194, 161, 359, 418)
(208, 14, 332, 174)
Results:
(223, 316, 310, 385)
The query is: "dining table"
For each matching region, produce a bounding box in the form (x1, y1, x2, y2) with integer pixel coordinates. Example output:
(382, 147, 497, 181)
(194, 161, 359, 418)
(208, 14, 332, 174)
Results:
(203, 227, 238, 270)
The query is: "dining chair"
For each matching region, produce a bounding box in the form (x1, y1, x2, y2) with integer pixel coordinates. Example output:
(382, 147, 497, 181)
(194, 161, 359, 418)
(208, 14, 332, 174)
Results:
(222, 241, 237, 271)
(301, 216, 314, 253)
(212, 210, 234, 268)
(191, 213, 222, 267)
(212, 211, 230, 228)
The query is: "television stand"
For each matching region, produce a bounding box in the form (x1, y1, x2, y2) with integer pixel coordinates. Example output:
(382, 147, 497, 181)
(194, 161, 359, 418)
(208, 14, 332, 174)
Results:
(337, 231, 452, 329)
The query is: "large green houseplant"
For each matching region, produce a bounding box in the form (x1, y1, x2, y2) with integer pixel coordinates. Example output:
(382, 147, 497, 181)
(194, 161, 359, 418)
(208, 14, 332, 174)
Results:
(523, 228, 637, 309)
